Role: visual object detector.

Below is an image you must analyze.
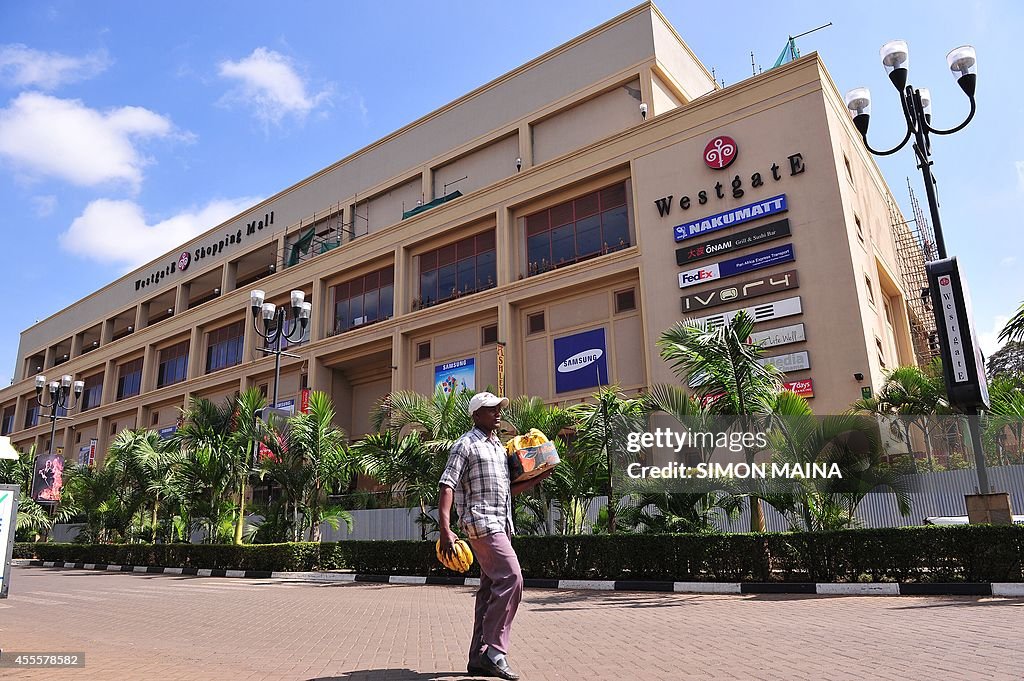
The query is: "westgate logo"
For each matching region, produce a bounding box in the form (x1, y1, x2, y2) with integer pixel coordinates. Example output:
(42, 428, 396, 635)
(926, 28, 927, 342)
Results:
(674, 195, 787, 242)
(558, 349, 604, 373)
(676, 219, 791, 266)
(704, 136, 737, 169)
(681, 269, 798, 312)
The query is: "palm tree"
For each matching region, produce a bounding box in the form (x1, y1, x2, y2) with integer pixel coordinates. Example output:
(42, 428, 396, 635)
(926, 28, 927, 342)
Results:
(987, 378, 1024, 465)
(566, 386, 648, 534)
(852, 365, 948, 472)
(231, 388, 267, 544)
(658, 311, 782, 531)
(352, 430, 436, 538)
(764, 391, 911, 531)
(541, 436, 604, 535)
(276, 391, 354, 542)
(999, 301, 1024, 344)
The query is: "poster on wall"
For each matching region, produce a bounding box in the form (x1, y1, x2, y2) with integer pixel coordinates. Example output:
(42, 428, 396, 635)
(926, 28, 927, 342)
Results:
(496, 344, 506, 396)
(1, 484, 19, 598)
(553, 328, 608, 394)
(31, 453, 64, 504)
(435, 358, 476, 395)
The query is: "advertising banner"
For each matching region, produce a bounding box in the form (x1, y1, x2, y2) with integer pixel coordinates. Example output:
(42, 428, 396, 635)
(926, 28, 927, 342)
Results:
(681, 269, 798, 313)
(749, 323, 806, 349)
(554, 328, 608, 394)
(757, 350, 810, 373)
(158, 425, 178, 440)
(276, 399, 295, 415)
(496, 344, 506, 396)
(435, 358, 475, 395)
(0, 484, 18, 598)
(674, 194, 787, 242)
(678, 244, 794, 288)
(31, 453, 64, 504)
(300, 388, 311, 414)
(689, 296, 803, 330)
(784, 379, 814, 398)
(676, 219, 791, 265)
(926, 258, 989, 410)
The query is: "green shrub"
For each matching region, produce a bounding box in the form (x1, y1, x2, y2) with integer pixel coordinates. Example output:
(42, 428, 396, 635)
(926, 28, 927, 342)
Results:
(14, 525, 1024, 582)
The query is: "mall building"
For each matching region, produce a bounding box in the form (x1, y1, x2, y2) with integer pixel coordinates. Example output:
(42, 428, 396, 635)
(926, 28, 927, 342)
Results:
(0, 3, 933, 466)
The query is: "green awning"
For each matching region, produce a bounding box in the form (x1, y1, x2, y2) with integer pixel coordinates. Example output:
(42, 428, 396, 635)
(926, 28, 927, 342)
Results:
(402, 190, 462, 220)
(287, 226, 316, 266)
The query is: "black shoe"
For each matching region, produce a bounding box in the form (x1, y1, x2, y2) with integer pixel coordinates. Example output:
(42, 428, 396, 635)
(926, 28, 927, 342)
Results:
(476, 655, 520, 680)
(468, 656, 488, 675)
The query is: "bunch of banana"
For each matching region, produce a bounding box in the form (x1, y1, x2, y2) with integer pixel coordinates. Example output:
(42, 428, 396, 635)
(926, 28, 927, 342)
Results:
(505, 428, 550, 453)
(435, 538, 474, 573)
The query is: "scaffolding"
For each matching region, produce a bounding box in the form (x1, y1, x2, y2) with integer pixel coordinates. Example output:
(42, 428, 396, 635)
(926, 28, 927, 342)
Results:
(892, 178, 940, 364)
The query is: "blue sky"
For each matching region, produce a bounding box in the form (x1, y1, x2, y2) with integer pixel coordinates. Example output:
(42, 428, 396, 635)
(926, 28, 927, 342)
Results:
(0, 1, 1020, 388)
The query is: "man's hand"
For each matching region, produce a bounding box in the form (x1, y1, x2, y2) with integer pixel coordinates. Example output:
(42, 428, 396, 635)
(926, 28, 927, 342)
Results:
(439, 526, 459, 556)
(511, 467, 555, 495)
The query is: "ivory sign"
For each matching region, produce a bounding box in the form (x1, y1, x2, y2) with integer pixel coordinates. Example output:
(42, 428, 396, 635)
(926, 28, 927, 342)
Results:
(681, 269, 798, 313)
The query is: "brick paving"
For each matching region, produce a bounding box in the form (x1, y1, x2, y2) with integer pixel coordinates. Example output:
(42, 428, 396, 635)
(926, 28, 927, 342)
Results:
(0, 565, 1021, 680)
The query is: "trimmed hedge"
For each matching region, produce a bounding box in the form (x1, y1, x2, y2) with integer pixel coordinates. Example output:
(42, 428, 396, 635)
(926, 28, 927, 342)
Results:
(14, 525, 1024, 583)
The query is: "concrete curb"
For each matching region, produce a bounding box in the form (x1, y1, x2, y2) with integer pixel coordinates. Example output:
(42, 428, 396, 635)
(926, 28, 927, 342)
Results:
(16, 560, 1022, 597)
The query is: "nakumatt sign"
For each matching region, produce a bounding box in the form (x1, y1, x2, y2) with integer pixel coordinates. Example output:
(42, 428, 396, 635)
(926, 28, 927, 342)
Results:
(674, 195, 788, 243)
(678, 244, 794, 288)
(681, 269, 798, 313)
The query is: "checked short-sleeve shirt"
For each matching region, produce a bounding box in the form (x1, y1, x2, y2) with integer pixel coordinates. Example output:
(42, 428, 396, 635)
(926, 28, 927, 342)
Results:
(439, 427, 514, 539)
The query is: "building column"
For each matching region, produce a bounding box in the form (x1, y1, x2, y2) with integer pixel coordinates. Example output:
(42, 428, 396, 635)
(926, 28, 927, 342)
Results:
(70, 333, 83, 359)
(141, 343, 157, 393)
(44, 346, 56, 370)
(497, 298, 516, 397)
(517, 123, 532, 171)
(496, 206, 513, 285)
(310, 275, 326, 342)
(100, 319, 114, 346)
(393, 246, 408, 317)
(101, 358, 117, 404)
(175, 283, 190, 314)
(136, 302, 149, 330)
(94, 415, 108, 463)
(639, 65, 655, 116)
(310, 356, 332, 394)
(421, 166, 432, 203)
(187, 325, 203, 380)
(223, 261, 238, 293)
(391, 329, 406, 392)
(13, 394, 27, 437)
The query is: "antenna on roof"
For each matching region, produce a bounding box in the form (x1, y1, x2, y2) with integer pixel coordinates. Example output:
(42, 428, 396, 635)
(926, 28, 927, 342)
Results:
(772, 22, 832, 69)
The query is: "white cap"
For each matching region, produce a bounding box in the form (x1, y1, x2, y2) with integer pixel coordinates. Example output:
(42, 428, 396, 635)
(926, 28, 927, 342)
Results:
(468, 391, 509, 415)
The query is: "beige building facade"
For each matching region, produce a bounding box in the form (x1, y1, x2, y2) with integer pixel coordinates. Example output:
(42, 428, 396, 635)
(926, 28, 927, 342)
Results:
(0, 3, 922, 466)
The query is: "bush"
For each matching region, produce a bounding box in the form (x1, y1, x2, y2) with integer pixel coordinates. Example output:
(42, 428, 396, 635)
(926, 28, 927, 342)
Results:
(14, 525, 1024, 582)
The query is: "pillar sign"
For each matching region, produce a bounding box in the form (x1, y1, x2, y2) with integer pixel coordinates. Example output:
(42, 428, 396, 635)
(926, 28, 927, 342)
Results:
(496, 343, 506, 397)
(926, 257, 989, 410)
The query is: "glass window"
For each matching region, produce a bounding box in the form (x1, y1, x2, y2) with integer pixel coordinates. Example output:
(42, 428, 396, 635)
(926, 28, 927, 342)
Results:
(157, 341, 189, 387)
(476, 251, 496, 290)
(523, 182, 630, 276)
(456, 258, 475, 294)
(117, 358, 143, 400)
(364, 288, 380, 322)
(332, 266, 394, 332)
(1, 405, 14, 435)
(417, 231, 496, 307)
(81, 374, 103, 411)
(24, 400, 40, 429)
(206, 321, 244, 373)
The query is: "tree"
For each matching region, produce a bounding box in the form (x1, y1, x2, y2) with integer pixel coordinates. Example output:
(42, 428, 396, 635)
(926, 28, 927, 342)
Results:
(851, 365, 948, 472)
(987, 377, 1024, 465)
(986, 341, 1024, 384)
(352, 430, 436, 538)
(657, 311, 782, 531)
(999, 302, 1024, 345)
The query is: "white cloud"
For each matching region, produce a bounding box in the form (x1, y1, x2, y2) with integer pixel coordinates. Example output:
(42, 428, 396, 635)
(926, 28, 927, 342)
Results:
(218, 47, 331, 127)
(1000, 256, 1017, 268)
(1016, 161, 1024, 192)
(978, 314, 1009, 358)
(59, 196, 263, 269)
(0, 92, 179, 190)
(0, 44, 110, 90)
(32, 194, 56, 217)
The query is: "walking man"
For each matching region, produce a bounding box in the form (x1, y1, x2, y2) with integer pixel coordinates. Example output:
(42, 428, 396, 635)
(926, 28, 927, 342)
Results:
(439, 392, 552, 680)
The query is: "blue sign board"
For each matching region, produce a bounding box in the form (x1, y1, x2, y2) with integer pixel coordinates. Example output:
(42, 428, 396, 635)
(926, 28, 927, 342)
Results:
(158, 425, 178, 440)
(435, 357, 476, 395)
(674, 194, 788, 242)
(553, 328, 608, 394)
(679, 244, 795, 288)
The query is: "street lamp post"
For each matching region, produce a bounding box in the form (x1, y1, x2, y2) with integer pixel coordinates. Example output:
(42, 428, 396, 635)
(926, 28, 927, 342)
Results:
(249, 289, 312, 408)
(844, 40, 977, 261)
(34, 374, 84, 458)
(845, 42, 1000, 505)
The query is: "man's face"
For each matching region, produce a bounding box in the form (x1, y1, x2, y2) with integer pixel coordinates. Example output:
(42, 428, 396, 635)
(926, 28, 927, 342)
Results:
(473, 405, 501, 433)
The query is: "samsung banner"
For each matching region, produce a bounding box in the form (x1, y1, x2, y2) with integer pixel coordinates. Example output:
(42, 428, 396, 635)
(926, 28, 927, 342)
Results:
(676, 219, 791, 266)
(674, 194, 787, 242)
(678, 244, 795, 288)
(689, 296, 803, 330)
(554, 328, 608, 394)
(0, 484, 18, 598)
(435, 358, 476, 395)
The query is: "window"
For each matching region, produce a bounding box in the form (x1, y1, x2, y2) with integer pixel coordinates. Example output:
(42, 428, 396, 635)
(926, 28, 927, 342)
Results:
(526, 182, 629, 276)
(333, 266, 394, 333)
(876, 337, 887, 369)
(80, 373, 103, 411)
(206, 320, 245, 373)
(844, 154, 854, 185)
(417, 341, 431, 362)
(116, 358, 143, 400)
(157, 340, 189, 387)
(1, 405, 14, 436)
(110, 421, 118, 435)
(24, 399, 40, 429)
(884, 299, 894, 326)
(855, 216, 865, 244)
(151, 411, 159, 426)
(76, 431, 81, 444)
(864, 275, 875, 306)
(482, 324, 498, 346)
(417, 232, 496, 309)
(278, 313, 311, 350)
(528, 312, 545, 334)
(615, 288, 636, 313)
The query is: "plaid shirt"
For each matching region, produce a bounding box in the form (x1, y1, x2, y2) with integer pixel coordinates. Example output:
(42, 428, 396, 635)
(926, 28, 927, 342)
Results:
(439, 427, 514, 539)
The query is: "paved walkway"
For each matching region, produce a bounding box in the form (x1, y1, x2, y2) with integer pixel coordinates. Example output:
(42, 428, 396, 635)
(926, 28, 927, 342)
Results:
(0, 566, 1021, 680)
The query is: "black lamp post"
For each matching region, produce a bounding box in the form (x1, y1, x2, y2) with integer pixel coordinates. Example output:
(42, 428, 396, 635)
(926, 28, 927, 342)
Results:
(249, 289, 312, 409)
(34, 374, 84, 458)
(845, 42, 995, 497)
(844, 40, 977, 260)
